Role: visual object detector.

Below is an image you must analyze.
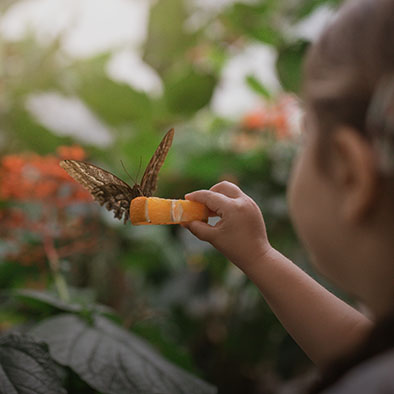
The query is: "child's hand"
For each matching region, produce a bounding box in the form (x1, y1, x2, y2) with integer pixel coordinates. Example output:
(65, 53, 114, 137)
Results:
(183, 181, 272, 272)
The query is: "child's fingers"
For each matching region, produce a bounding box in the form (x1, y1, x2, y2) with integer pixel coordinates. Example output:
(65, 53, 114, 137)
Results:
(185, 220, 215, 242)
(210, 181, 242, 198)
(185, 190, 232, 217)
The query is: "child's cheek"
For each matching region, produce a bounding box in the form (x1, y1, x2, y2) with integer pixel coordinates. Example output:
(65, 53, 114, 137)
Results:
(287, 151, 307, 233)
(287, 145, 322, 259)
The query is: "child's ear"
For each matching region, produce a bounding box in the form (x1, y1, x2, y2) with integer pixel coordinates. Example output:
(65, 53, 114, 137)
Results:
(330, 127, 379, 223)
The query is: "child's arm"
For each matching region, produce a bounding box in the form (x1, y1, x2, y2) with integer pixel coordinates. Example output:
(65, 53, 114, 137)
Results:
(184, 181, 373, 367)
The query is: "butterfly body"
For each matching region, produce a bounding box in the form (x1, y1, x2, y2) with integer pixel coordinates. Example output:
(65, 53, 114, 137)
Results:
(60, 128, 174, 223)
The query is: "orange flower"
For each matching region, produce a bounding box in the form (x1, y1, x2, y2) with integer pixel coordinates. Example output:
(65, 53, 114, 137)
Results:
(241, 95, 296, 140)
(57, 145, 86, 160)
(242, 110, 266, 130)
(0, 146, 91, 203)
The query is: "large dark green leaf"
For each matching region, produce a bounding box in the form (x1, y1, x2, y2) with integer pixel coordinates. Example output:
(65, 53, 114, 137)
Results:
(31, 313, 217, 394)
(164, 67, 216, 115)
(0, 334, 66, 394)
(13, 289, 81, 313)
(79, 77, 153, 126)
(13, 289, 119, 322)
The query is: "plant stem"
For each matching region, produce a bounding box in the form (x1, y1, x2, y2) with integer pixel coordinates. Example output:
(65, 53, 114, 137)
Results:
(53, 270, 70, 303)
(43, 234, 70, 302)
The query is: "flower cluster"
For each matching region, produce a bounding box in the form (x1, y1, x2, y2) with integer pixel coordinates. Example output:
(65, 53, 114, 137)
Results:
(0, 146, 99, 267)
(234, 95, 301, 152)
(0, 145, 91, 205)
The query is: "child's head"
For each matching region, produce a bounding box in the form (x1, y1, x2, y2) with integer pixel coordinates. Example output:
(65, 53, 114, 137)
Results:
(288, 0, 394, 317)
(303, 0, 394, 150)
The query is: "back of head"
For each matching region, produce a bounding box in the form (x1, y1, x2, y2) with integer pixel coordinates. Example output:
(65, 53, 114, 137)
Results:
(303, 0, 394, 141)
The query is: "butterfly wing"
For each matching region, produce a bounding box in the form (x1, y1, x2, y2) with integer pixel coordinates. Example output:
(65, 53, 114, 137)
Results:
(60, 160, 139, 223)
(140, 128, 174, 197)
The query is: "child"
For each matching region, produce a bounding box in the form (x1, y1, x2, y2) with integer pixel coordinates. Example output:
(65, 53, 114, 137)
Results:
(184, 0, 394, 392)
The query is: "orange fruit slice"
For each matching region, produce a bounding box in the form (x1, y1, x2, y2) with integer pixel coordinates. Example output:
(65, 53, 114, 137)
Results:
(130, 197, 210, 225)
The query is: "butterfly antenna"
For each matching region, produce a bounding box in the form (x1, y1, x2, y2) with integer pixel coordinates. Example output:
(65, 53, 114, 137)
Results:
(120, 160, 137, 184)
(136, 156, 143, 182)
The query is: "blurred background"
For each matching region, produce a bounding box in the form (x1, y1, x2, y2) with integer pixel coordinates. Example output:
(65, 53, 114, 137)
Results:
(0, 0, 344, 393)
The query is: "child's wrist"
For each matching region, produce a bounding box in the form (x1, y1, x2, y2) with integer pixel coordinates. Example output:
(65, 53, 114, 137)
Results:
(234, 242, 274, 276)
(244, 246, 292, 289)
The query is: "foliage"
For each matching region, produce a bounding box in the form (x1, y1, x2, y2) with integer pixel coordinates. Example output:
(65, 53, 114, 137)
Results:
(32, 312, 216, 394)
(0, 0, 343, 393)
(0, 334, 66, 394)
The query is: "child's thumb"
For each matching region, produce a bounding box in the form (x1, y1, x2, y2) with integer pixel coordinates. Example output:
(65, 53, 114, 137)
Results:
(185, 220, 214, 243)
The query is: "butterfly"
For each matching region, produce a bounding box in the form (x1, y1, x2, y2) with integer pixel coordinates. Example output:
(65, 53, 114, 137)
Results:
(60, 128, 174, 223)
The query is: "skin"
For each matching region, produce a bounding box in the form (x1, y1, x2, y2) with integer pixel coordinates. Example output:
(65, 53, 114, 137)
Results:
(183, 109, 394, 367)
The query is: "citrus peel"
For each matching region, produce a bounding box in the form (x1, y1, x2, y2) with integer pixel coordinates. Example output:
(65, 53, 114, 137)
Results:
(130, 197, 210, 225)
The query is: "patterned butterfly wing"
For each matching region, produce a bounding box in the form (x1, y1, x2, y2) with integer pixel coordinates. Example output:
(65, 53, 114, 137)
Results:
(140, 128, 174, 196)
(59, 160, 140, 223)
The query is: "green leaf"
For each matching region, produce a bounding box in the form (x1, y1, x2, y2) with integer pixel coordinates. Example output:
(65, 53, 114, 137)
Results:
(226, 2, 283, 46)
(6, 107, 73, 154)
(276, 40, 309, 93)
(132, 321, 198, 375)
(31, 313, 217, 394)
(245, 74, 272, 99)
(78, 77, 153, 126)
(164, 67, 216, 115)
(13, 289, 119, 321)
(0, 261, 38, 289)
(0, 334, 66, 394)
(71, 54, 153, 127)
(13, 290, 82, 313)
(143, 0, 195, 73)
